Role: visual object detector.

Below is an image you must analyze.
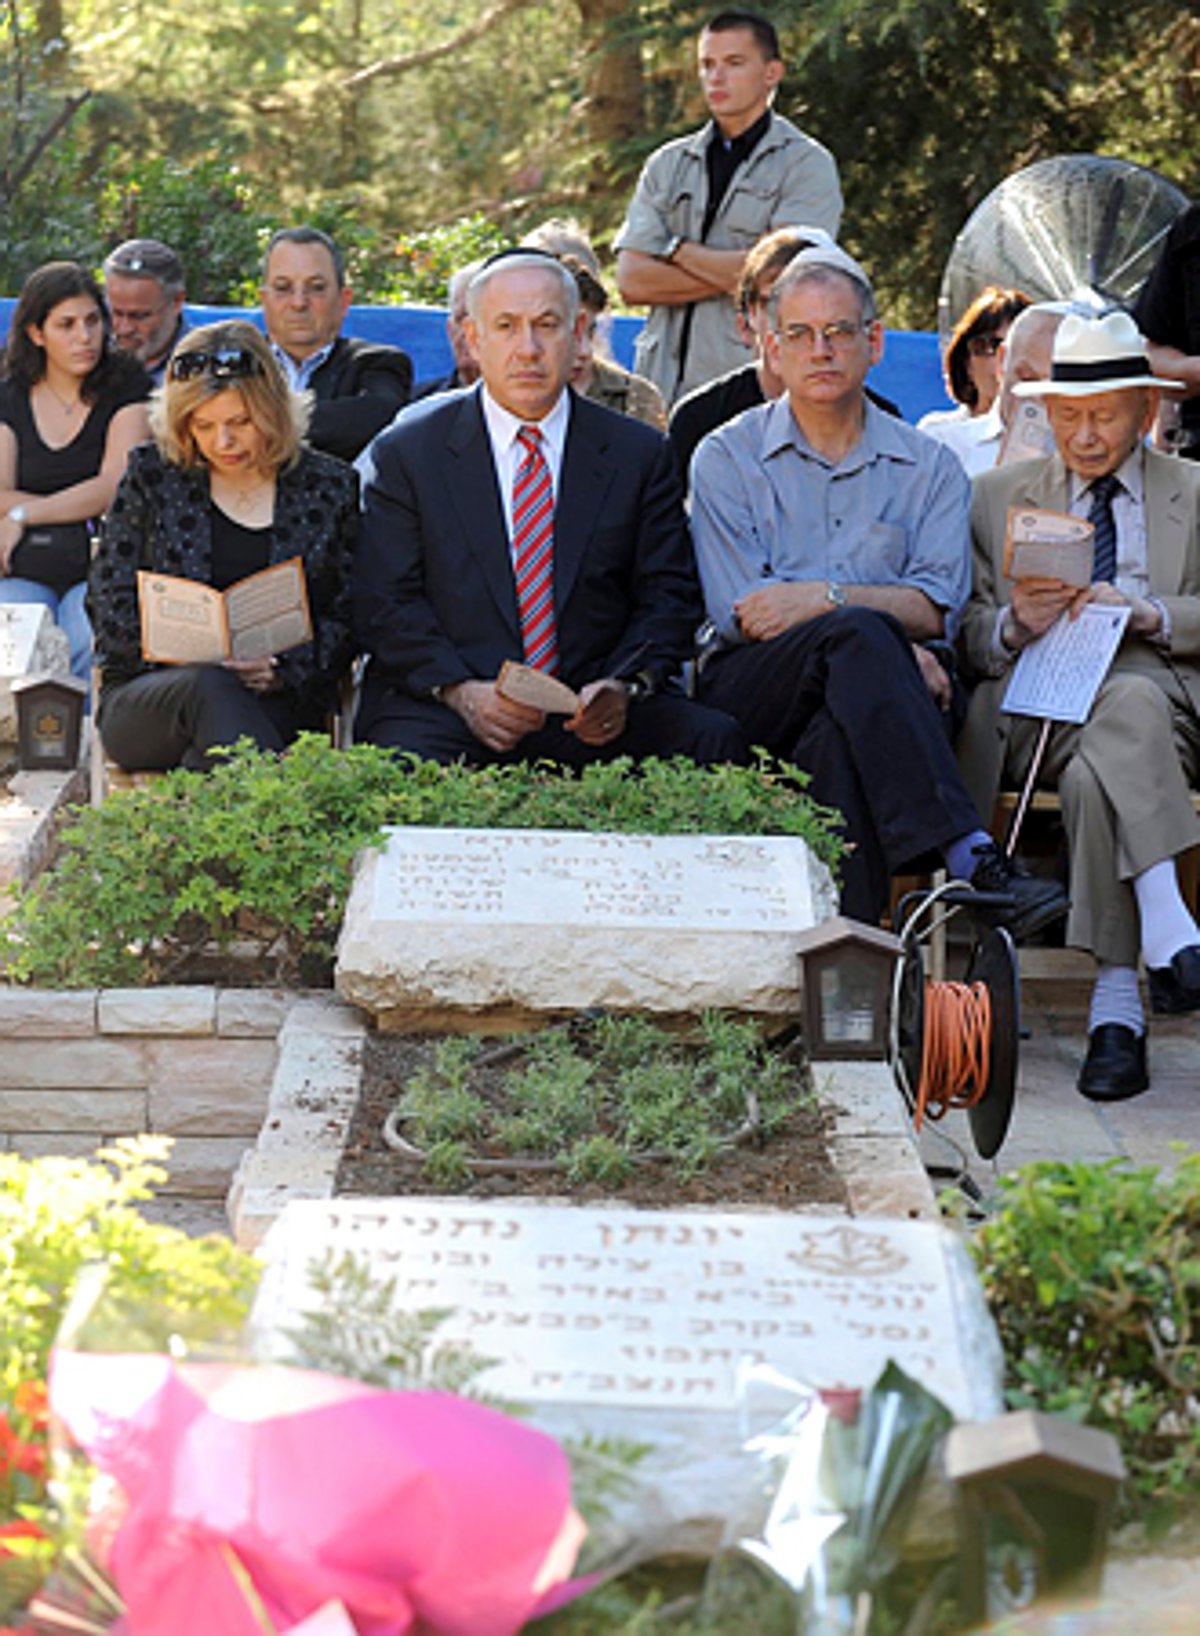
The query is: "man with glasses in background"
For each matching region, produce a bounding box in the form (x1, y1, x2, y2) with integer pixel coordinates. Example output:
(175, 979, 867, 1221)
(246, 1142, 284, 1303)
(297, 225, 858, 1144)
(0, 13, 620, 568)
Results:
(260, 226, 412, 461)
(688, 245, 1067, 936)
(103, 238, 189, 386)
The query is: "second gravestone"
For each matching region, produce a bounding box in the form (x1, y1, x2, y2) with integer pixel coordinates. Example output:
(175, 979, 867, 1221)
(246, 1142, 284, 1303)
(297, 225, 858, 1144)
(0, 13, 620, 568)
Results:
(256, 1198, 1004, 1550)
(336, 826, 837, 1028)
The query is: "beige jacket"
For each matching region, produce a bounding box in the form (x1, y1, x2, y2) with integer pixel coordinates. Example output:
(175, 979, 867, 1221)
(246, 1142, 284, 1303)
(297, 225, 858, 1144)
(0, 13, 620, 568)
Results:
(957, 447, 1200, 815)
(614, 112, 842, 405)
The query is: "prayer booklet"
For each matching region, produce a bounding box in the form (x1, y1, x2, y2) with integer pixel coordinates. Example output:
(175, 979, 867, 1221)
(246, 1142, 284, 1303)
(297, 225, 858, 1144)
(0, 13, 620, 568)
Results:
(1003, 506, 1095, 587)
(138, 558, 312, 665)
(495, 659, 581, 714)
(1002, 601, 1131, 724)
(997, 398, 1055, 467)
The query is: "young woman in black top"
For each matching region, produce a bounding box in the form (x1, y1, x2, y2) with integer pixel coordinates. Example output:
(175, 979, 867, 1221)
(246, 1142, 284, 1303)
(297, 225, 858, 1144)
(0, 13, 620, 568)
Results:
(0, 262, 150, 683)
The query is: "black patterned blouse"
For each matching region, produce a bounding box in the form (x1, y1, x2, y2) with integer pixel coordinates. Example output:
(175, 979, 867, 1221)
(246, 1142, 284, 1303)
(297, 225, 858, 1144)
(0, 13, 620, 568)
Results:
(89, 441, 358, 715)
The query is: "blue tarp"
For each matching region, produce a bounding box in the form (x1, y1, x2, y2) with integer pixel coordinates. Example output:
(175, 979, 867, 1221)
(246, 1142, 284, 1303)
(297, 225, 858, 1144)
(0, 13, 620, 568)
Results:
(0, 296, 954, 422)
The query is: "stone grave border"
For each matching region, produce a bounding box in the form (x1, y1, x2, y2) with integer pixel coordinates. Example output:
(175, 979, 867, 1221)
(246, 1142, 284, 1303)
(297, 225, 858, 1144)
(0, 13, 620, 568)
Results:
(0, 782, 933, 1237)
(0, 765, 87, 899)
(230, 1031, 935, 1250)
(0, 980, 932, 1239)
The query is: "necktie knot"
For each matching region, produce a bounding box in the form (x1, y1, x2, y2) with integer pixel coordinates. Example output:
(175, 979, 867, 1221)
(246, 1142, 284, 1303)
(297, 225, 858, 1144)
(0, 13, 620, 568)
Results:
(517, 425, 542, 459)
(1089, 473, 1122, 505)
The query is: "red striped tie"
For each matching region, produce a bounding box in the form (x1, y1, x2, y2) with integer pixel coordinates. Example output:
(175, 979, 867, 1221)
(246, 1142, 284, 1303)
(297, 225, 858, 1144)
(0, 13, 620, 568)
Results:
(512, 424, 558, 672)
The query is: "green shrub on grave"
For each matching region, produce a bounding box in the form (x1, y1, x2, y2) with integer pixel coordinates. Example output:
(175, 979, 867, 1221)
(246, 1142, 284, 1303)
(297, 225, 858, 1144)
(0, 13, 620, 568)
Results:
(974, 1154, 1200, 1523)
(395, 1011, 802, 1183)
(1, 736, 843, 989)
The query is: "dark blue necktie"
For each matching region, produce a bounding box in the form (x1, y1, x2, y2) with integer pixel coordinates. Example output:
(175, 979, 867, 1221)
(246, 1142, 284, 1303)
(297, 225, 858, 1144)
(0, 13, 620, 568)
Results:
(1088, 474, 1121, 584)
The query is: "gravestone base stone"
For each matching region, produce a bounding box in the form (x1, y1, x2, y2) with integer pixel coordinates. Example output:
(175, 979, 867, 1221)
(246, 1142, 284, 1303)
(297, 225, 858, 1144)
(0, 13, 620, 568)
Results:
(255, 1198, 1003, 1555)
(0, 606, 70, 744)
(336, 827, 838, 1030)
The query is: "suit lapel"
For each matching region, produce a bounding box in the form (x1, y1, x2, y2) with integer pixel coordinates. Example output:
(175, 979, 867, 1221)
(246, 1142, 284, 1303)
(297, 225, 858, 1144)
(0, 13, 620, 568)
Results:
(1020, 453, 1070, 511)
(445, 389, 521, 638)
(1144, 448, 1188, 593)
(554, 395, 617, 612)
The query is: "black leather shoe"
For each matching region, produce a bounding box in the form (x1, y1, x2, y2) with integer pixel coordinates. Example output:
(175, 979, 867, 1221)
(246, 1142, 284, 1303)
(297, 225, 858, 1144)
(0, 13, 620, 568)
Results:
(1147, 944, 1200, 1015)
(1077, 1024, 1149, 1102)
(966, 841, 1069, 944)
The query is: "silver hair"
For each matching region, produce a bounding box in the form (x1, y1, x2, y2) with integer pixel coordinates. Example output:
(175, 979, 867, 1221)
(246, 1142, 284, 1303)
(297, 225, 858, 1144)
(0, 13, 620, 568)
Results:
(767, 261, 877, 329)
(465, 253, 580, 324)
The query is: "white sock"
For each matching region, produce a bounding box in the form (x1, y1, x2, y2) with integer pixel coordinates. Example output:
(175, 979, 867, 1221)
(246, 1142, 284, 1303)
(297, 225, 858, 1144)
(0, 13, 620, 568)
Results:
(1133, 858, 1199, 970)
(1088, 964, 1145, 1036)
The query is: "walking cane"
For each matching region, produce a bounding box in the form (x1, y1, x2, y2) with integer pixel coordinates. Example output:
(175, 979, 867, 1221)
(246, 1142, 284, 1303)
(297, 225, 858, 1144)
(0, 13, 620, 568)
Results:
(1003, 716, 1054, 859)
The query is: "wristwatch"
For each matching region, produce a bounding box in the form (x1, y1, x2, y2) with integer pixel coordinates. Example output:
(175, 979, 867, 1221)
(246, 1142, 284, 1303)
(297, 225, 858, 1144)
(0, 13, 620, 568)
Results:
(6, 506, 28, 529)
(661, 235, 685, 264)
(826, 581, 848, 608)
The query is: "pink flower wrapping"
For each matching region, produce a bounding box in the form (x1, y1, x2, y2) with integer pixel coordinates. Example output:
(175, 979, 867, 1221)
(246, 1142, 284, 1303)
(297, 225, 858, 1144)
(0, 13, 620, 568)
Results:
(49, 1352, 585, 1636)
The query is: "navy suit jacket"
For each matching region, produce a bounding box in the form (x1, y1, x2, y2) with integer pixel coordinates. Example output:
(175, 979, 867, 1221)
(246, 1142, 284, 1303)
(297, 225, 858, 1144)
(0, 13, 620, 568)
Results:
(352, 386, 705, 730)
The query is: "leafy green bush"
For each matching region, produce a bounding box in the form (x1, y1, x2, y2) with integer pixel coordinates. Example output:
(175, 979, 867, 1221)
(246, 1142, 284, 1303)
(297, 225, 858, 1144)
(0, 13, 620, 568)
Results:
(2, 737, 843, 989)
(974, 1155, 1200, 1519)
(0, 1137, 258, 1397)
(368, 213, 509, 305)
(95, 152, 275, 304)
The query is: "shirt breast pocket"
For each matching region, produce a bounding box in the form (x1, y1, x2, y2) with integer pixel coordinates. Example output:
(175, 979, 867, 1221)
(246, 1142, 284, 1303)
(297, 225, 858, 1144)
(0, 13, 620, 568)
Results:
(719, 184, 775, 244)
(860, 521, 911, 575)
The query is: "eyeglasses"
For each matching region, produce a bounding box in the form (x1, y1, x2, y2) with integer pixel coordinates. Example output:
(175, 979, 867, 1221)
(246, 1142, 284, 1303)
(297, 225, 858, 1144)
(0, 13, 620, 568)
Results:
(966, 333, 1005, 357)
(777, 320, 868, 350)
(168, 347, 264, 383)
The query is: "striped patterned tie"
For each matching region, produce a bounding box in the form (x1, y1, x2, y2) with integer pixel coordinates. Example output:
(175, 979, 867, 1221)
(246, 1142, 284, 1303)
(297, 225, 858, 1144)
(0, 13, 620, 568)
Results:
(512, 424, 558, 672)
(1088, 473, 1121, 584)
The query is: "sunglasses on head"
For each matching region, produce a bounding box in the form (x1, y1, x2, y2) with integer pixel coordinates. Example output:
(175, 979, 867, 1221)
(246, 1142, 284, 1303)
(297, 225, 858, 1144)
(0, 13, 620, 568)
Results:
(168, 346, 264, 383)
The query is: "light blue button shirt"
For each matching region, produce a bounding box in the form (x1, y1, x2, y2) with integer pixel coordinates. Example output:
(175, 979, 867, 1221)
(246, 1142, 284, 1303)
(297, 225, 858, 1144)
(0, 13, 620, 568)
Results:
(271, 340, 334, 393)
(690, 396, 972, 641)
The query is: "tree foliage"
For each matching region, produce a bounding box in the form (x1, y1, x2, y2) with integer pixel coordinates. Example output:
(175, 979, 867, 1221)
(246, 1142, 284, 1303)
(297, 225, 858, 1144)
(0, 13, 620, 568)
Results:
(0, 0, 1196, 316)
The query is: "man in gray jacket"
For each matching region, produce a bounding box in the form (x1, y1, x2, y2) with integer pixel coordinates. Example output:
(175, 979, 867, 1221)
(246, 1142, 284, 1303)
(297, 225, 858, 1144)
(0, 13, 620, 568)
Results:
(615, 9, 841, 406)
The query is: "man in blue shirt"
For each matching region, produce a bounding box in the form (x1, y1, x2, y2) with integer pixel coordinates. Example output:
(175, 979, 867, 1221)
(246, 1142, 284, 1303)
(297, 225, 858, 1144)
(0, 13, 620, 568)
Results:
(691, 246, 1067, 934)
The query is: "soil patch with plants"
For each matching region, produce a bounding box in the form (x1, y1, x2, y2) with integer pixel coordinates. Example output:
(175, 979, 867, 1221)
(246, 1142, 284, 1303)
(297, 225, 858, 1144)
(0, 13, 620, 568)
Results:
(337, 1012, 847, 1209)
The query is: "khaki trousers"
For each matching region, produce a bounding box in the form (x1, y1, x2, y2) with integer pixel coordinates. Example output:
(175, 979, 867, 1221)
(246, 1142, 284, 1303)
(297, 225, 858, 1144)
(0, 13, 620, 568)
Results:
(1005, 665, 1200, 966)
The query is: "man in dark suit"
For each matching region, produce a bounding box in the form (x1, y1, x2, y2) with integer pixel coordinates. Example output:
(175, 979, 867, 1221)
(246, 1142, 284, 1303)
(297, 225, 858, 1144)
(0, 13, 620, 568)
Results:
(261, 227, 412, 461)
(352, 248, 745, 767)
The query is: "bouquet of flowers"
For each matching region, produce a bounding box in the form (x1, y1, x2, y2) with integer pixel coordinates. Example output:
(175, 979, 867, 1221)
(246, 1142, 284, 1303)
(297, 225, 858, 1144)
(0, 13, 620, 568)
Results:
(703, 1361, 954, 1635)
(0, 1380, 53, 1632)
(44, 1347, 588, 1636)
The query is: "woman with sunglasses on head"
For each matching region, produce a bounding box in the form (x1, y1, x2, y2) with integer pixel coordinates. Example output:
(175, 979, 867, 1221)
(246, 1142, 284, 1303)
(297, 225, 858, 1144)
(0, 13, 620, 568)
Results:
(917, 285, 1029, 476)
(0, 261, 151, 685)
(89, 319, 357, 771)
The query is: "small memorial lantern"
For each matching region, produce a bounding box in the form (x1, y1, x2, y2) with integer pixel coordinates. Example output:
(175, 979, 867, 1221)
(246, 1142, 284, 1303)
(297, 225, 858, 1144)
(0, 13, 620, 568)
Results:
(12, 673, 87, 771)
(795, 916, 902, 1059)
(944, 1410, 1126, 1624)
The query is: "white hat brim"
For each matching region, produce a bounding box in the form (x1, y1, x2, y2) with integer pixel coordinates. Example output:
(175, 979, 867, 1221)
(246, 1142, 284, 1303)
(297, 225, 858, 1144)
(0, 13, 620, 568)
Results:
(1013, 373, 1184, 398)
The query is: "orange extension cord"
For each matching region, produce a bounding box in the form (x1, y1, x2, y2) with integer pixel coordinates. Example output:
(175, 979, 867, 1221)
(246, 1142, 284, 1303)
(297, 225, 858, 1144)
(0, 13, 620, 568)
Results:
(914, 978, 993, 1130)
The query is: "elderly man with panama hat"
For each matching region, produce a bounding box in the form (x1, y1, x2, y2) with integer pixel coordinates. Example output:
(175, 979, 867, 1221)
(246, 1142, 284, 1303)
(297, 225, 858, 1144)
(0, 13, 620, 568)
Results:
(960, 309, 1200, 1101)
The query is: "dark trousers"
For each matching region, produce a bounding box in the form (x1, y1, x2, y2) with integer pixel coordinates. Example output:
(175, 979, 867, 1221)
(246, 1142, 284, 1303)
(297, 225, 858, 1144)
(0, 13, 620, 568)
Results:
(698, 607, 981, 919)
(98, 666, 318, 772)
(357, 688, 748, 770)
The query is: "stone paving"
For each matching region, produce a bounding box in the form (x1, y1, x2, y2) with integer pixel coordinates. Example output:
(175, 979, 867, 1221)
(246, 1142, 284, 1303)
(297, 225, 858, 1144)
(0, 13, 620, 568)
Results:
(927, 949, 1200, 1194)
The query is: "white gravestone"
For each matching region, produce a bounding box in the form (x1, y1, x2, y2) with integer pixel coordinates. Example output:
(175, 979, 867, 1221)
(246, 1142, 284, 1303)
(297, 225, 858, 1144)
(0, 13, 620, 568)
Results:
(255, 1199, 1004, 1547)
(335, 827, 838, 1028)
(0, 605, 70, 744)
